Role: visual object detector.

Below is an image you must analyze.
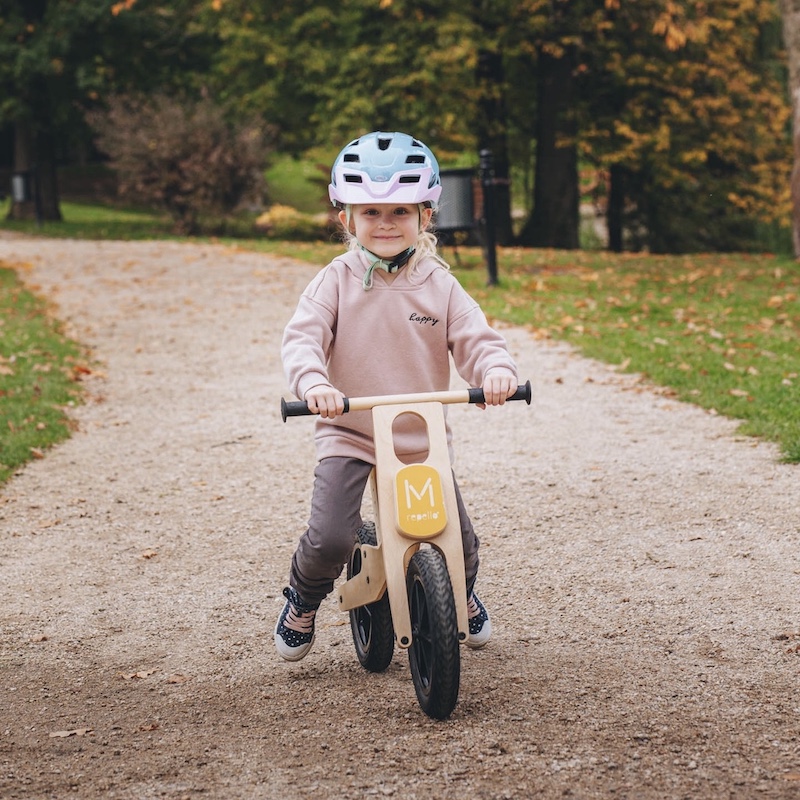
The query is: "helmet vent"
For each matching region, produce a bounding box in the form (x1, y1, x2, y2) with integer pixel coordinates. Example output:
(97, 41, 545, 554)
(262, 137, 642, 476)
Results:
(343, 154, 360, 163)
(377, 137, 392, 151)
(399, 176, 421, 184)
(406, 155, 425, 164)
(344, 174, 363, 183)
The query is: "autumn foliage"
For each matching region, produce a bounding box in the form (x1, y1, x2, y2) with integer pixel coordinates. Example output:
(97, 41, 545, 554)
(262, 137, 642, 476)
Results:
(88, 95, 269, 234)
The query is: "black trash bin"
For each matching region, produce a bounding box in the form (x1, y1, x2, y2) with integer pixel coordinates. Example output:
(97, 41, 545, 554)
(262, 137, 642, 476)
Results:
(437, 168, 475, 237)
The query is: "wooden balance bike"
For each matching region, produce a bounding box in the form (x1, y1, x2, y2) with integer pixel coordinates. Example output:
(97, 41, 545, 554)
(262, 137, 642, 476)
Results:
(281, 381, 531, 719)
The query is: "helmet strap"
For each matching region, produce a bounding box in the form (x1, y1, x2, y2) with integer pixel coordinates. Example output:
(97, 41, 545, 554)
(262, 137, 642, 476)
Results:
(359, 246, 415, 290)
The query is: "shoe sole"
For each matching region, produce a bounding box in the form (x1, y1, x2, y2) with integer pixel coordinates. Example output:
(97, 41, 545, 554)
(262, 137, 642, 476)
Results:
(466, 618, 492, 649)
(274, 629, 315, 661)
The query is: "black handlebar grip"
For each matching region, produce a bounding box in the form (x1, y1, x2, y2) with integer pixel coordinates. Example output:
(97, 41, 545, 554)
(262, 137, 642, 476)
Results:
(468, 380, 532, 405)
(515, 380, 533, 404)
(281, 397, 351, 422)
(281, 398, 312, 422)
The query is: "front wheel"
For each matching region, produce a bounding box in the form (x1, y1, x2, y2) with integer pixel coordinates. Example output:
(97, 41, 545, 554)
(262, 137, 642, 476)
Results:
(347, 522, 395, 672)
(407, 548, 460, 720)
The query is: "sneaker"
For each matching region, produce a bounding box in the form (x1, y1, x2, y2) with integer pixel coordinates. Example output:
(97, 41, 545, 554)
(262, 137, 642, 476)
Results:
(466, 592, 492, 649)
(274, 586, 319, 662)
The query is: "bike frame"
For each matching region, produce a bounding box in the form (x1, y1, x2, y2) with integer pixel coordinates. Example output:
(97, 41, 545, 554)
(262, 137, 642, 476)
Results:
(337, 399, 469, 648)
(281, 381, 532, 650)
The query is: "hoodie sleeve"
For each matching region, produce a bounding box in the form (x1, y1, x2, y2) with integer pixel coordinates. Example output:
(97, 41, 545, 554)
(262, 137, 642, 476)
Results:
(446, 281, 518, 387)
(281, 267, 339, 400)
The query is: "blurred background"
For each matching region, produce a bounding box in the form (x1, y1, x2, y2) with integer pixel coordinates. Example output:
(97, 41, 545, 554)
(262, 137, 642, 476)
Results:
(0, 0, 794, 253)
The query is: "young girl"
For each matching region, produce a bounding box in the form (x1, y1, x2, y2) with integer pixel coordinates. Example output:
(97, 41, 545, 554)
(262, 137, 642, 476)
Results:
(276, 131, 518, 661)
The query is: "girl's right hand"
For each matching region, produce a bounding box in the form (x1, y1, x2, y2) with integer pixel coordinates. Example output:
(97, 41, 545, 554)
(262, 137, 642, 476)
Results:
(304, 384, 346, 419)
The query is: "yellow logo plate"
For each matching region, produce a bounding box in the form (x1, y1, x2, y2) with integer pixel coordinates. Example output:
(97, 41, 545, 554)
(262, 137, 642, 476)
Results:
(394, 464, 447, 538)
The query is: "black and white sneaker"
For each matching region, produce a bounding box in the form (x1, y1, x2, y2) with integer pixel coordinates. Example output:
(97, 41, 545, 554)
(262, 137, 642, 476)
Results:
(466, 592, 492, 649)
(274, 586, 319, 662)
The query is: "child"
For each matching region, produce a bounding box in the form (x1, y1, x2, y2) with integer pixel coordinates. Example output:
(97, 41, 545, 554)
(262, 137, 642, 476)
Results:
(276, 131, 518, 661)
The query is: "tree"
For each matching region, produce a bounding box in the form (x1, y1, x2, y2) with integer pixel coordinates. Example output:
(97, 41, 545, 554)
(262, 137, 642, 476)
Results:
(472, 0, 514, 245)
(0, 1, 108, 220)
(780, 0, 800, 258)
(510, 0, 581, 249)
(0, 0, 217, 222)
(581, 0, 790, 253)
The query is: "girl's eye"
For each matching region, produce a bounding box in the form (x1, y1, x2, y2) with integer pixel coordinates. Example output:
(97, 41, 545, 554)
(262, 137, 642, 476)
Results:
(393, 208, 409, 216)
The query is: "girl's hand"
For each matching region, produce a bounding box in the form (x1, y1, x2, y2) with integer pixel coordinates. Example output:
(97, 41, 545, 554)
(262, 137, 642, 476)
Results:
(305, 384, 346, 419)
(478, 373, 518, 409)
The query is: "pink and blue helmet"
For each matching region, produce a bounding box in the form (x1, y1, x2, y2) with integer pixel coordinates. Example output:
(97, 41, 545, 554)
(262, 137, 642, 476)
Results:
(328, 131, 442, 209)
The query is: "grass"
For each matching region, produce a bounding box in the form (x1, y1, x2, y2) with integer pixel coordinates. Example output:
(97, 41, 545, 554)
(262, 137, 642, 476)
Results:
(0, 197, 173, 239)
(1, 201, 798, 472)
(265, 154, 330, 214)
(450, 246, 800, 463)
(0, 265, 89, 484)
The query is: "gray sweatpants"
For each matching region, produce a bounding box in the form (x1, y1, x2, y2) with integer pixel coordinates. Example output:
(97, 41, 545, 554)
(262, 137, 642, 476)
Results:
(289, 456, 480, 606)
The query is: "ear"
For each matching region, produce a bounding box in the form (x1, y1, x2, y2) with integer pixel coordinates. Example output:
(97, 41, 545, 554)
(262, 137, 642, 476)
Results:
(420, 206, 433, 230)
(338, 209, 350, 231)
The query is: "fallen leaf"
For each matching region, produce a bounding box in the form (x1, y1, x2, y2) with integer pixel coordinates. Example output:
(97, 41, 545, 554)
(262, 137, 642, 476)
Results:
(49, 728, 93, 738)
(121, 668, 157, 680)
(166, 674, 189, 684)
(141, 549, 158, 559)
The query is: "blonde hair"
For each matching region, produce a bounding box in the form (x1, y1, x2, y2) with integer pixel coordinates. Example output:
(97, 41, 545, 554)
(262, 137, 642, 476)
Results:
(339, 205, 451, 276)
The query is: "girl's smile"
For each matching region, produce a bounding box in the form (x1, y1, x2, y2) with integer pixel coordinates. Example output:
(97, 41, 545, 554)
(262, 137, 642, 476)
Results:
(341, 204, 433, 259)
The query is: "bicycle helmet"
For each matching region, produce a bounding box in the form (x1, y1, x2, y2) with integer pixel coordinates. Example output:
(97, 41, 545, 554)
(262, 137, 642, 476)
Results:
(329, 131, 442, 209)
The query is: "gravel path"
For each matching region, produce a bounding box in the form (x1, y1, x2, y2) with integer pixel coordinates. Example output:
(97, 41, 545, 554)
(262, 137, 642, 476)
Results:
(1, 236, 798, 800)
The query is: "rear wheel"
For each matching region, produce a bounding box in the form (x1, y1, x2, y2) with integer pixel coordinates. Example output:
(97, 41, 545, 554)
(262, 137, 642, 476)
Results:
(406, 548, 460, 720)
(347, 522, 395, 672)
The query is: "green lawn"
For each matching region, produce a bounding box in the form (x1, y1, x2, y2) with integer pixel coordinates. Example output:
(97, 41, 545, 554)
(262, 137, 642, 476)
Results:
(0, 197, 173, 239)
(1, 204, 798, 478)
(453, 247, 800, 462)
(0, 266, 89, 484)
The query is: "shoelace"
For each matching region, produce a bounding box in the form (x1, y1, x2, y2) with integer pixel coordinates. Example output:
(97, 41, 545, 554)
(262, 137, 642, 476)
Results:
(467, 594, 481, 619)
(284, 603, 316, 634)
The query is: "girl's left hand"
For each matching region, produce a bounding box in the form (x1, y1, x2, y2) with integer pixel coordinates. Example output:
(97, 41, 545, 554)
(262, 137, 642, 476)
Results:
(478, 373, 518, 409)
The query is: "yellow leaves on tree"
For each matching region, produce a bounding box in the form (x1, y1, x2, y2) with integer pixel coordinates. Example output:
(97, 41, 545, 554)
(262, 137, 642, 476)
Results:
(111, 0, 136, 16)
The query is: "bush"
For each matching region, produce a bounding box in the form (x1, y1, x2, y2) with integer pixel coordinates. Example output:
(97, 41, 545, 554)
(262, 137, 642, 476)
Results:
(254, 204, 335, 241)
(88, 94, 270, 234)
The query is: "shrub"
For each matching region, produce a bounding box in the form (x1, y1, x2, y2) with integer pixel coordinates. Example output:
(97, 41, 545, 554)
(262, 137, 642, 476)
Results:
(88, 94, 270, 234)
(254, 204, 334, 241)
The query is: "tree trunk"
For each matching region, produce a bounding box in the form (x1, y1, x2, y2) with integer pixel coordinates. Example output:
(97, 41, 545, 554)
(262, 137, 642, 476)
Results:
(7, 0, 62, 223)
(475, 47, 513, 246)
(517, 44, 579, 249)
(607, 164, 626, 252)
(781, 0, 800, 258)
(7, 119, 62, 223)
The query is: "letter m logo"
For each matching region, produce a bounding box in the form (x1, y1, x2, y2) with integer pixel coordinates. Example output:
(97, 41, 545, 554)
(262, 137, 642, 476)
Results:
(394, 464, 447, 539)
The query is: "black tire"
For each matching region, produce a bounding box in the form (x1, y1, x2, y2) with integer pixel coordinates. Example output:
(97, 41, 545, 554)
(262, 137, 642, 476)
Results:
(347, 522, 395, 672)
(406, 548, 461, 720)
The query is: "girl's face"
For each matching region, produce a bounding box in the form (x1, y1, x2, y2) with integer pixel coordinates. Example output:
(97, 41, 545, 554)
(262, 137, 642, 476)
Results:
(341, 204, 433, 259)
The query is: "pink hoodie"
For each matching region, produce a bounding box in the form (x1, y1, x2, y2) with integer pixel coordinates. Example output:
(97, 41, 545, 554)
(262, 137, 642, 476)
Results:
(282, 249, 518, 463)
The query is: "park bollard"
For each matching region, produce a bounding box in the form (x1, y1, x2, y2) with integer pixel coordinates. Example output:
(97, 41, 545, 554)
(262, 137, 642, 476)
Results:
(479, 149, 498, 286)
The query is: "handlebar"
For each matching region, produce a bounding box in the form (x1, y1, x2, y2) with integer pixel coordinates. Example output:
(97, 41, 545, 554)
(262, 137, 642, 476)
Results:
(281, 380, 532, 422)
